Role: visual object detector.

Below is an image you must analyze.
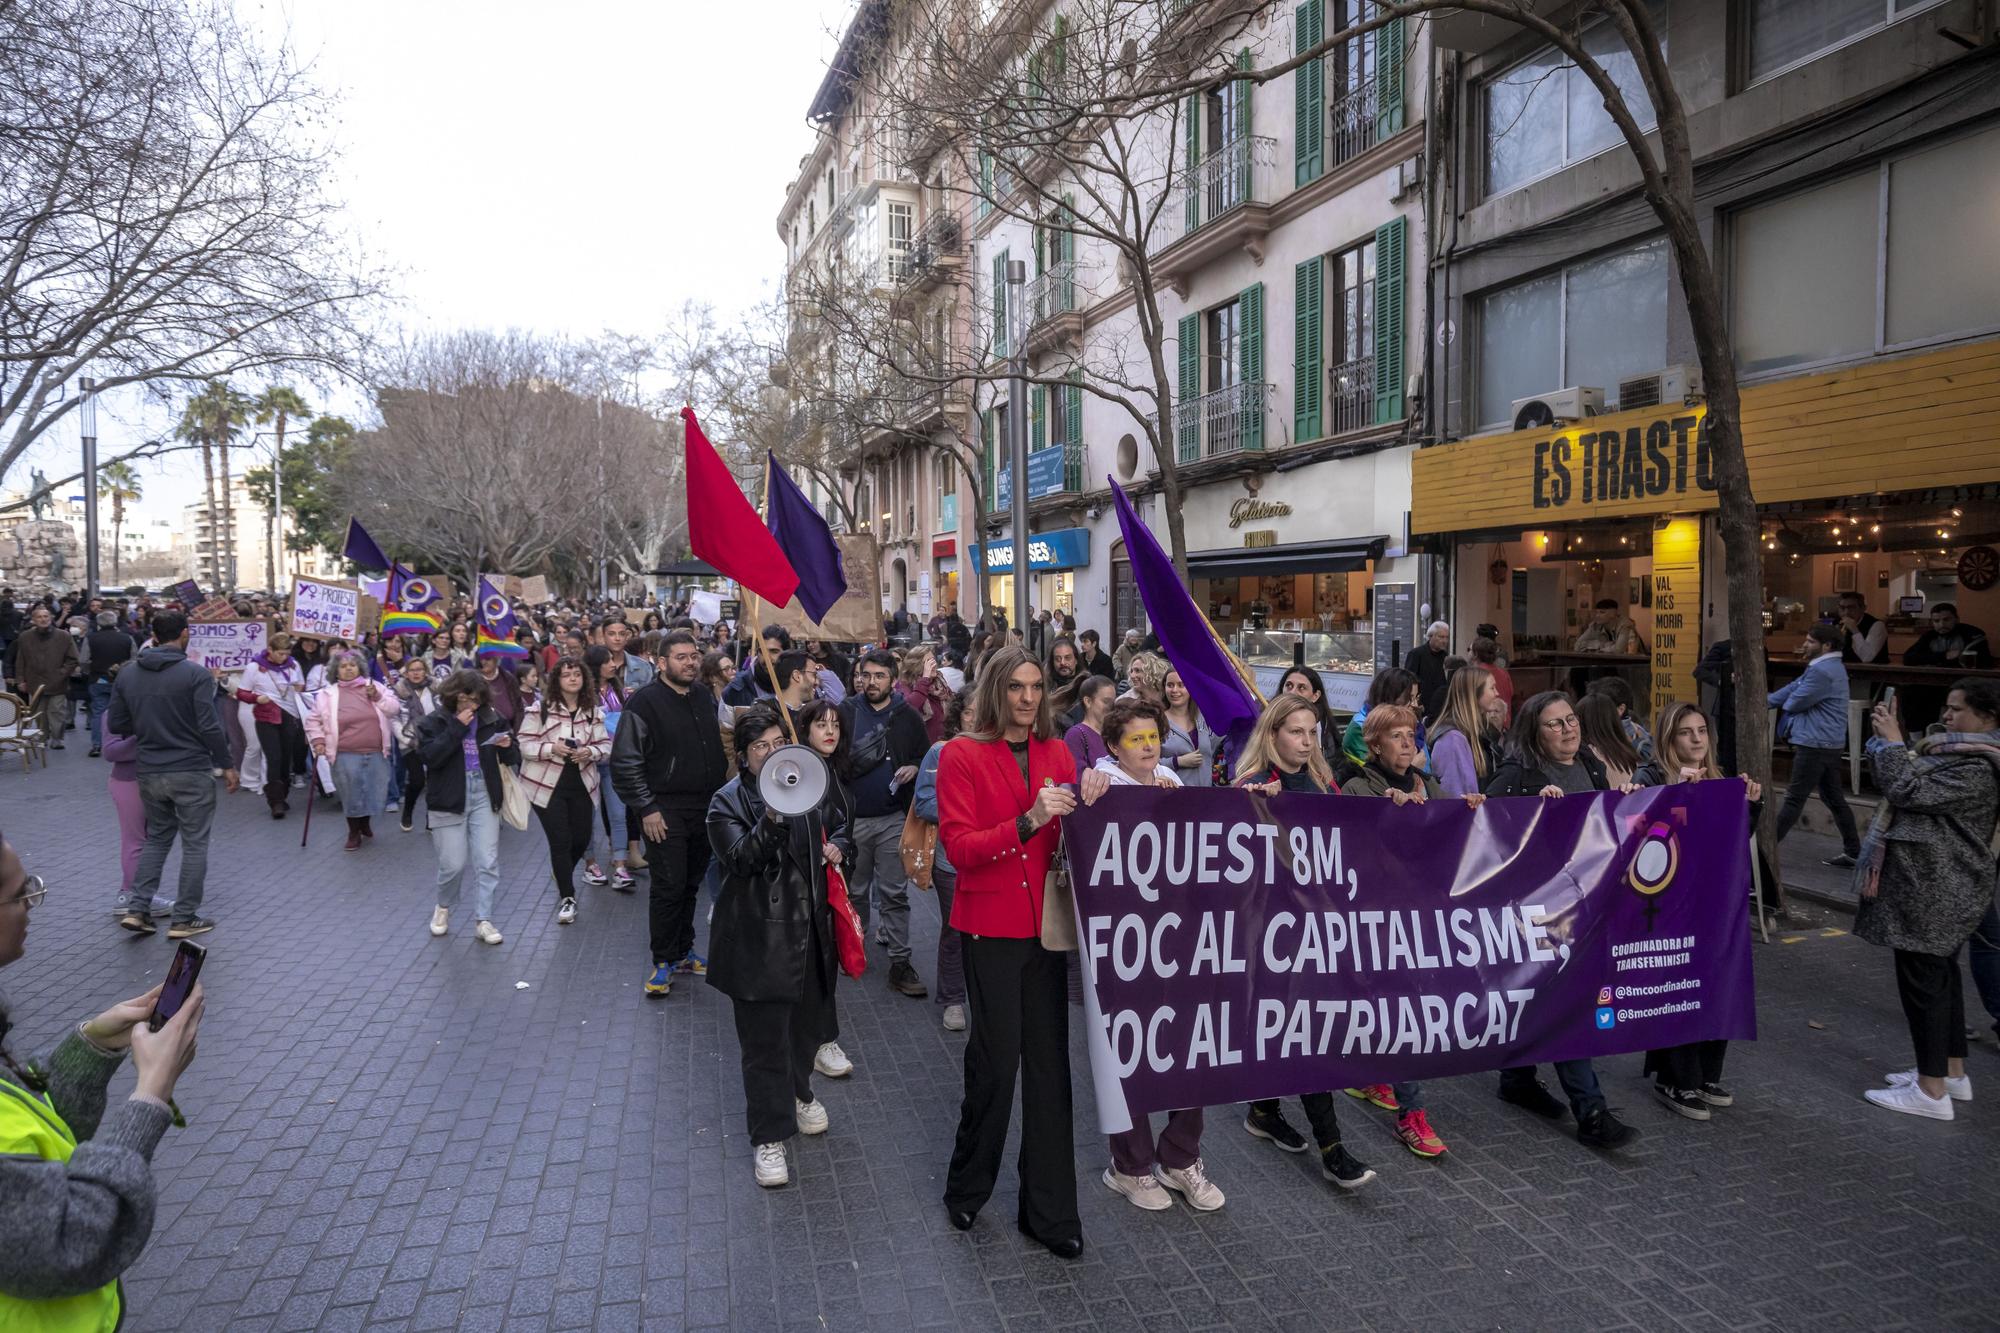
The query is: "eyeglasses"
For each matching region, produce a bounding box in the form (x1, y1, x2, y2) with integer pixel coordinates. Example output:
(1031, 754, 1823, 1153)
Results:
(1539, 715, 1580, 732)
(1118, 729, 1161, 747)
(7, 875, 46, 909)
(747, 737, 786, 757)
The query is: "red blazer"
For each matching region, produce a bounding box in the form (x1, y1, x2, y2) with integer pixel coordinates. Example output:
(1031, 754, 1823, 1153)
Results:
(937, 733, 1077, 939)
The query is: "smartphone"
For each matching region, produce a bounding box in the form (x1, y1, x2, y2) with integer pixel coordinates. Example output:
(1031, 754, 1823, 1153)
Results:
(1882, 686, 1897, 709)
(149, 941, 206, 1033)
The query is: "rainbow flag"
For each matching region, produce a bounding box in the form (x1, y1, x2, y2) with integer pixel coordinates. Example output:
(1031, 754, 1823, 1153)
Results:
(475, 575, 527, 659)
(380, 563, 443, 637)
(381, 608, 442, 637)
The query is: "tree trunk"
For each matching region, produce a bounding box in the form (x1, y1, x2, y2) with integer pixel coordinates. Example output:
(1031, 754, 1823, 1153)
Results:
(200, 440, 217, 589)
(111, 497, 123, 581)
(266, 413, 287, 592)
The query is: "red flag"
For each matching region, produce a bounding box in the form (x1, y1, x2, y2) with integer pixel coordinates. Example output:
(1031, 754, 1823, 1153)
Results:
(683, 406, 801, 608)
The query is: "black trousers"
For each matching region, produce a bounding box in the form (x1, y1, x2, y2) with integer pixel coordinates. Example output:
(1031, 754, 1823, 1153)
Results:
(730, 980, 831, 1144)
(1774, 744, 1860, 855)
(1644, 1040, 1728, 1090)
(647, 802, 713, 967)
(401, 751, 426, 822)
(946, 935, 1078, 1244)
(255, 713, 307, 810)
(1248, 1093, 1346, 1149)
(533, 765, 594, 899)
(1894, 947, 1968, 1078)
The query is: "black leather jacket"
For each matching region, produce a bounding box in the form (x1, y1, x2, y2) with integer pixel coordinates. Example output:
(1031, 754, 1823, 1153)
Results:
(1484, 748, 1610, 797)
(704, 775, 855, 1004)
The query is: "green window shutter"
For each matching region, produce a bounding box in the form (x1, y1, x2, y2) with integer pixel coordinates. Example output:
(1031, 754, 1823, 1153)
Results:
(1373, 216, 1407, 425)
(1027, 52, 1043, 102)
(981, 409, 995, 509)
(1177, 312, 1201, 462)
(1377, 16, 1406, 137)
(978, 150, 994, 217)
(1183, 93, 1202, 233)
(1294, 256, 1323, 442)
(1066, 376, 1082, 448)
(1234, 49, 1254, 201)
(992, 250, 1008, 357)
(1031, 384, 1046, 450)
(1033, 221, 1045, 277)
(1294, 2, 1324, 186)
(1052, 15, 1069, 83)
(1059, 193, 1076, 310)
(1240, 282, 1265, 451)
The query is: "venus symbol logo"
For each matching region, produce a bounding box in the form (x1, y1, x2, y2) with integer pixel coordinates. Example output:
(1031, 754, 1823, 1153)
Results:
(1626, 821, 1680, 933)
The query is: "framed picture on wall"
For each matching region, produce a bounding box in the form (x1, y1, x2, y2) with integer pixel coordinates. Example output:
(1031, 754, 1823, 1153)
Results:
(1833, 561, 1859, 593)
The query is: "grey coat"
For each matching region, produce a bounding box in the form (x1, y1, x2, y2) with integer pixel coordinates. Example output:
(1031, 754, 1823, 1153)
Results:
(1853, 742, 2000, 955)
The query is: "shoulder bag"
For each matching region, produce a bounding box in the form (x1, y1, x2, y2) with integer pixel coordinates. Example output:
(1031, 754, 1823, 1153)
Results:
(1040, 833, 1077, 952)
(899, 804, 937, 890)
(496, 755, 531, 830)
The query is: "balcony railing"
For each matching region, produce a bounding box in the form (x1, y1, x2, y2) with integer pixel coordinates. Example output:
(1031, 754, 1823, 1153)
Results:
(1174, 381, 1274, 463)
(896, 209, 968, 290)
(1328, 71, 1384, 169)
(1028, 260, 1081, 325)
(1326, 353, 1378, 436)
(1156, 135, 1278, 252)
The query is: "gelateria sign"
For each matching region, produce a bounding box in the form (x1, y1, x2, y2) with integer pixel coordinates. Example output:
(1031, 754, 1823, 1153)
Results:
(1228, 498, 1293, 529)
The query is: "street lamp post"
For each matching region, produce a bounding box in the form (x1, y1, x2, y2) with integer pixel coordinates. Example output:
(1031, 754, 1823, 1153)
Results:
(79, 377, 99, 599)
(1006, 259, 1029, 640)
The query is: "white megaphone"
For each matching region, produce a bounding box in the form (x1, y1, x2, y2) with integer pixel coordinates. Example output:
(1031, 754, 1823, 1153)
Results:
(759, 744, 830, 817)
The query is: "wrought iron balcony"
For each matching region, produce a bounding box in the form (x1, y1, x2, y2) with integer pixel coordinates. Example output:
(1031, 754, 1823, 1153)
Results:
(1153, 135, 1279, 285)
(1173, 381, 1274, 464)
(1326, 353, 1377, 436)
(1328, 71, 1385, 169)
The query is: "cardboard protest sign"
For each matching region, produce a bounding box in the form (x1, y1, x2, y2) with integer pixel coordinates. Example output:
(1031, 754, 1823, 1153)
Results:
(290, 576, 360, 641)
(188, 620, 268, 673)
(173, 579, 204, 607)
(188, 597, 237, 624)
(517, 575, 550, 604)
(745, 533, 883, 643)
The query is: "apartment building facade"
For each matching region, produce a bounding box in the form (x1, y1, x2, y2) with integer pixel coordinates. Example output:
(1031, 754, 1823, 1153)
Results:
(1412, 0, 2000, 721)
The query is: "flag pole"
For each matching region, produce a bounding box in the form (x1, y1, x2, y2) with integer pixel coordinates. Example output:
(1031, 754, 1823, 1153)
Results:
(752, 454, 800, 745)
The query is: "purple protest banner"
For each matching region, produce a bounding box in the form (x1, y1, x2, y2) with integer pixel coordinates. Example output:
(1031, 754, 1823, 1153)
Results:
(1062, 783, 1757, 1129)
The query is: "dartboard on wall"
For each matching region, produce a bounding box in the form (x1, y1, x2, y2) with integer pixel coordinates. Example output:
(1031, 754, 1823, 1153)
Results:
(1960, 545, 1999, 592)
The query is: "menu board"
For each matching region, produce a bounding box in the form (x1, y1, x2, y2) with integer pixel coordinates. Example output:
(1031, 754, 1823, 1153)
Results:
(1372, 582, 1416, 676)
(1650, 518, 1702, 726)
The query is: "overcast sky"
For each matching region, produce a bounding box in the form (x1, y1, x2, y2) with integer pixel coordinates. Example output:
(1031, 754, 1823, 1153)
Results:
(24, 0, 849, 520)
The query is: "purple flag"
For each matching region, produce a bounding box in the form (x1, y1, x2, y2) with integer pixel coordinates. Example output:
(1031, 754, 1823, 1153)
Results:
(1062, 782, 1757, 1129)
(1107, 479, 1260, 740)
(765, 453, 847, 622)
(342, 518, 393, 571)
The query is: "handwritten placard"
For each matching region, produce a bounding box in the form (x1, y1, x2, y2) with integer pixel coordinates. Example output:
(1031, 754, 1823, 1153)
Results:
(517, 575, 549, 604)
(290, 576, 360, 641)
(188, 619, 268, 673)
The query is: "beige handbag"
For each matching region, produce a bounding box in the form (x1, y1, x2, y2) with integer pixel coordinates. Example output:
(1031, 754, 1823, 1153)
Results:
(1039, 837, 1077, 952)
(899, 805, 937, 891)
(496, 761, 531, 831)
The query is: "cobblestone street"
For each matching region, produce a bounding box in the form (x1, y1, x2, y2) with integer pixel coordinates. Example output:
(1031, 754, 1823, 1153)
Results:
(2, 742, 1996, 1332)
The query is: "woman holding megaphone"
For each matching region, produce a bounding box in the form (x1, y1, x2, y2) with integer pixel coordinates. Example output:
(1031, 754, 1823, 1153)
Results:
(706, 703, 854, 1191)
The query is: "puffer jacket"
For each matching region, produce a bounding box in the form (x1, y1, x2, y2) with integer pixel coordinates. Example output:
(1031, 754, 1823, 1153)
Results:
(704, 775, 854, 1004)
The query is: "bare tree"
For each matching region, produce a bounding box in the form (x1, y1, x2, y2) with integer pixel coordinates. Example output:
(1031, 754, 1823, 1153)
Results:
(341, 331, 681, 595)
(0, 0, 380, 484)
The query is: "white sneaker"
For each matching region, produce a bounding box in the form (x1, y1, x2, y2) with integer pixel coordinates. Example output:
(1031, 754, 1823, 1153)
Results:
(429, 906, 449, 937)
(1885, 1068, 1972, 1101)
(1155, 1158, 1226, 1212)
(942, 1004, 967, 1032)
(1102, 1167, 1173, 1211)
(557, 897, 577, 925)
(795, 1098, 829, 1136)
(814, 1042, 853, 1078)
(474, 920, 503, 945)
(753, 1142, 789, 1187)
(1864, 1082, 1955, 1120)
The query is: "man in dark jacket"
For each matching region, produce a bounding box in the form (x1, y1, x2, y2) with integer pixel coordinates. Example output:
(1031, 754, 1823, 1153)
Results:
(4, 604, 78, 747)
(838, 649, 932, 997)
(1076, 629, 1116, 682)
(613, 629, 728, 995)
(1404, 621, 1452, 724)
(82, 610, 137, 756)
(106, 611, 238, 938)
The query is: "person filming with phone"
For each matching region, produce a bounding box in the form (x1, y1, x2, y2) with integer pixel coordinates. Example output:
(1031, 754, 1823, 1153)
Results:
(0, 831, 204, 1327)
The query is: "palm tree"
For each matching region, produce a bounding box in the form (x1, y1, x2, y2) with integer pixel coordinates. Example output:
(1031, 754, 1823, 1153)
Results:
(97, 461, 143, 583)
(254, 386, 311, 590)
(175, 381, 251, 590)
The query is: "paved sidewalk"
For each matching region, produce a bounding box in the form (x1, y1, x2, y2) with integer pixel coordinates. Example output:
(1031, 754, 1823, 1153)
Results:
(1, 741, 1996, 1331)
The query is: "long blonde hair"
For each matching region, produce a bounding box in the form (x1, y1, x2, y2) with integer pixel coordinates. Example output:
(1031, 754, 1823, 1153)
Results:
(962, 645, 1056, 742)
(1126, 651, 1169, 701)
(1655, 701, 1723, 781)
(1235, 695, 1332, 792)
(1434, 665, 1497, 782)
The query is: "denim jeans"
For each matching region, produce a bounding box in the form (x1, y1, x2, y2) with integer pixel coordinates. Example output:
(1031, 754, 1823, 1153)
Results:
(433, 782, 501, 922)
(332, 751, 391, 816)
(593, 761, 628, 864)
(89, 679, 113, 748)
(1501, 1060, 1606, 1119)
(130, 770, 219, 923)
(1968, 893, 2000, 1036)
(848, 811, 913, 963)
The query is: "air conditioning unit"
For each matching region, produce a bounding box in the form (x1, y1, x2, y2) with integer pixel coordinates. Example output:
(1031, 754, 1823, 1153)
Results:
(1510, 386, 1604, 431)
(1616, 363, 1703, 412)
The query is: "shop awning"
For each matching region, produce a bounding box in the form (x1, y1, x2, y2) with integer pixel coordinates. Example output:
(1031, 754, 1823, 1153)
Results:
(650, 558, 720, 578)
(1186, 536, 1388, 578)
